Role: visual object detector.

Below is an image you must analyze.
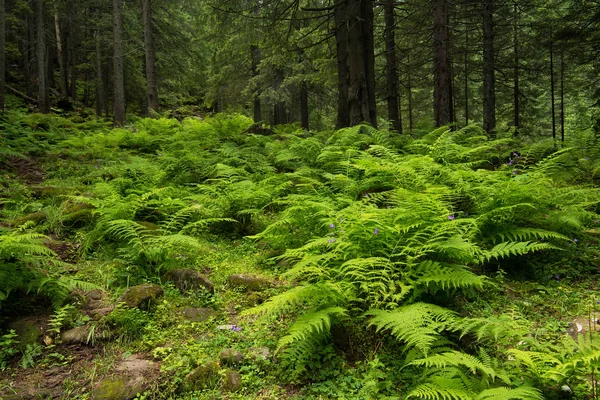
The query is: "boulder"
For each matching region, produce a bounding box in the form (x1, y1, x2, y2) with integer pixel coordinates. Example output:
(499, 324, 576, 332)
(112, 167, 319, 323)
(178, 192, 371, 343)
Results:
(7, 317, 42, 350)
(248, 347, 271, 362)
(92, 377, 143, 400)
(182, 362, 219, 392)
(61, 325, 91, 345)
(179, 307, 216, 323)
(219, 348, 244, 366)
(163, 268, 214, 294)
(226, 274, 272, 292)
(222, 370, 242, 393)
(118, 284, 163, 310)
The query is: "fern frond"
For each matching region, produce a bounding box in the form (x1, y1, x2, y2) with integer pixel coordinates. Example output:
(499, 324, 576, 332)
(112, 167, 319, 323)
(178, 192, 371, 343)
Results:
(475, 386, 543, 400)
(277, 306, 347, 353)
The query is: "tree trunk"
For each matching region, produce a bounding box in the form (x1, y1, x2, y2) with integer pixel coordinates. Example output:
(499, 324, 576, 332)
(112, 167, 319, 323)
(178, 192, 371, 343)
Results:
(433, 0, 452, 126)
(384, 0, 401, 133)
(67, 5, 76, 99)
(54, 6, 68, 99)
(95, 30, 104, 116)
(300, 83, 309, 130)
(251, 44, 261, 122)
(550, 40, 556, 140)
(35, 0, 49, 113)
(464, 19, 469, 126)
(26, 14, 36, 98)
(113, 0, 126, 126)
(513, 1, 519, 133)
(0, 0, 5, 111)
(273, 68, 286, 125)
(334, 0, 349, 128)
(142, 0, 159, 112)
(482, 0, 496, 137)
(346, 0, 377, 127)
(407, 67, 414, 132)
(560, 49, 565, 142)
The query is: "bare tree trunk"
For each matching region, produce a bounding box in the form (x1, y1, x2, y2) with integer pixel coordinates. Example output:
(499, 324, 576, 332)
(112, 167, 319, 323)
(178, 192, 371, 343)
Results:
(25, 14, 36, 98)
(142, 0, 158, 112)
(513, 1, 519, 133)
(300, 83, 309, 130)
(407, 65, 413, 132)
(251, 44, 261, 122)
(113, 0, 126, 126)
(67, 5, 76, 100)
(334, 0, 349, 128)
(95, 30, 104, 116)
(550, 40, 556, 140)
(384, 0, 401, 133)
(273, 68, 286, 125)
(35, 0, 49, 113)
(433, 0, 452, 126)
(560, 48, 565, 142)
(482, 0, 496, 137)
(54, 6, 68, 99)
(464, 19, 469, 126)
(0, 0, 5, 111)
(346, 0, 377, 127)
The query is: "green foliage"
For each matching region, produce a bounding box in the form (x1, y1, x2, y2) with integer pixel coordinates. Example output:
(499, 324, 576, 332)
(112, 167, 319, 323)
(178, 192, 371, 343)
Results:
(0, 330, 19, 370)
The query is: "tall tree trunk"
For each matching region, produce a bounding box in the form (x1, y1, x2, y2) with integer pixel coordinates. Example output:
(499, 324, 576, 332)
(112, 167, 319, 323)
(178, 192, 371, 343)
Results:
(407, 66, 413, 132)
(560, 49, 565, 142)
(384, 0, 401, 133)
(346, 0, 377, 127)
(464, 19, 469, 126)
(54, 6, 68, 99)
(513, 1, 519, 133)
(300, 83, 309, 130)
(67, 5, 76, 99)
(142, 0, 158, 112)
(334, 0, 349, 128)
(95, 30, 104, 116)
(433, 0, 452, 126)
(113, 0, 126, 126)
(273, 68, 286, 125)
(0, 0, 5, 111)
(550, 40, 556, 140)
(251, 45, 261, 122)
(46, 38, 55, 91)
(35, 0, 49, 113)
(482, 0, 496, 137)
(26, 14, 36, 98)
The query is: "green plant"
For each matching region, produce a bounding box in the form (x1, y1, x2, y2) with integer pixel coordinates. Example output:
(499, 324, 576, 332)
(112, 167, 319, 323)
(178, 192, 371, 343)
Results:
(0, 330, 19, 370)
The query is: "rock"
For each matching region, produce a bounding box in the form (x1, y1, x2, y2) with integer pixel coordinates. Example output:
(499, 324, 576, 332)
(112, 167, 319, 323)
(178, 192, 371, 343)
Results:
(245, 292, 267, 306)
(116, 354, 154, 375)
(219, 348, 244, 366)
(92, 377, 143, 400)
(61, 325, 91, 345)
(179, 306, 216, 323)
(182, 362, 219, 392)
(30, 185, 77, 198)
(12, 211, 47, 226)
(222, 370, 242, 392)
(226, 274, 272, 292)
(7, 317, 42, 350)
(163, 268, 214, 294)
(87, 289, 105, 301)
(567, 314, 600, 340)
(89, 307, 115, 319)
(248, 347, 271, 361)
(118, 284, 164, 310)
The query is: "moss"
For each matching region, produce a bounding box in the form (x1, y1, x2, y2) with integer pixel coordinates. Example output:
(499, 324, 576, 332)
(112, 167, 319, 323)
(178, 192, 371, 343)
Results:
(182, 362, 219, 392)
(92, 378, 128, 400)
(227, 274, 272, 292)
(118, 284, 164, 310)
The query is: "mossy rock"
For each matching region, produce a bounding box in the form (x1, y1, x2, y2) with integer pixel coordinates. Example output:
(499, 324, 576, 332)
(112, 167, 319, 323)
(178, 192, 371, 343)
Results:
(61, 325, 92, 345)
(222, 370, 242, 393)
(219, 348, 244, 366)
(118, 284, 164, 310)
(163, 269, 214, 294)
(62, 201, 94, 224)
(92, 377, 143, 400)
(30, 185, 78, 198)
(227, 274, 272, 292)
(182, 362, 219, 392)
(7, 318, 42, 351)
(179, 306, 216, 323)
(12, 211, 47, 226)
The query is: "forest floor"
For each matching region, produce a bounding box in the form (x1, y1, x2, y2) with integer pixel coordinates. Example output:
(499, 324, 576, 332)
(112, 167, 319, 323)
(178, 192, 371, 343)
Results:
(1, 108, 600, 399)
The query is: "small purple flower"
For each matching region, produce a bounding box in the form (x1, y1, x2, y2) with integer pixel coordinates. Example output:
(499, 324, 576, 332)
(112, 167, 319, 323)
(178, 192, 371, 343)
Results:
(448, 215, 455, 220)
(573, 238, 578, 243)
(231, 325, 242, 331)
(364, 194, 369, 198)
(507, 159, 514, 166)
(328, 239, 333, 244)
(512, 152, 520, 159)
(597, 300, 600, 305)
(512, 169, 517, 175)
(554, 274, 561, 281)
(374, 228, 380, 235)
(330, 223, 335, 229)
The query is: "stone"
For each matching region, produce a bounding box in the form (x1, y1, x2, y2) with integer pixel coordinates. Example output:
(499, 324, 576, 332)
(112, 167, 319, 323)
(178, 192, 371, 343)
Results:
(226, 274, 272, 292)
(90, 307, 115, 319)
(179, 307, 216, 323)
(7, 318, 42, 351)
(12, 211, 47, 226)
(567, 314, 600, 340)
(92, 377, 143, 400)
(222, 370, 242, 393)
(219, 348, 244, 366)
(61, 325, 91, 345)
(87, 289, 105, 301)
(182, 362, 219, 392)
(118, 284, 164, 310)
(162, 268, 214, 294)
(30, 185, 77, 198)
(248, 347, 271, 362)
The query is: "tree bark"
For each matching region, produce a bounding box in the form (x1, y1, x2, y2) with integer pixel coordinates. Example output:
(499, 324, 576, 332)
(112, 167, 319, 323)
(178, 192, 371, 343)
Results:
(464, 18, 469, 126)
(300, 83, 309, 130)
(35, 0, 49, 113)
(513, 1, 519, 133)
(273, 68, 287, 125)
(113, 0, 126, 126)
(251, 44, 261, 122)
(334, 0, 349, 128)
(560, 49, 565, 142)
(384, 0, 401, 133)
(346, 0, 377, 127)
(482, 0, 496, 137)
(433, 0, 452, 126)
(407, 70, 413, 132)
(550, 40, 556, 140)
(142, 0, 159, 112)
(0, 0, 5, 111)
(54, 6, 68, 99)
(95, 30, 104, 116)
